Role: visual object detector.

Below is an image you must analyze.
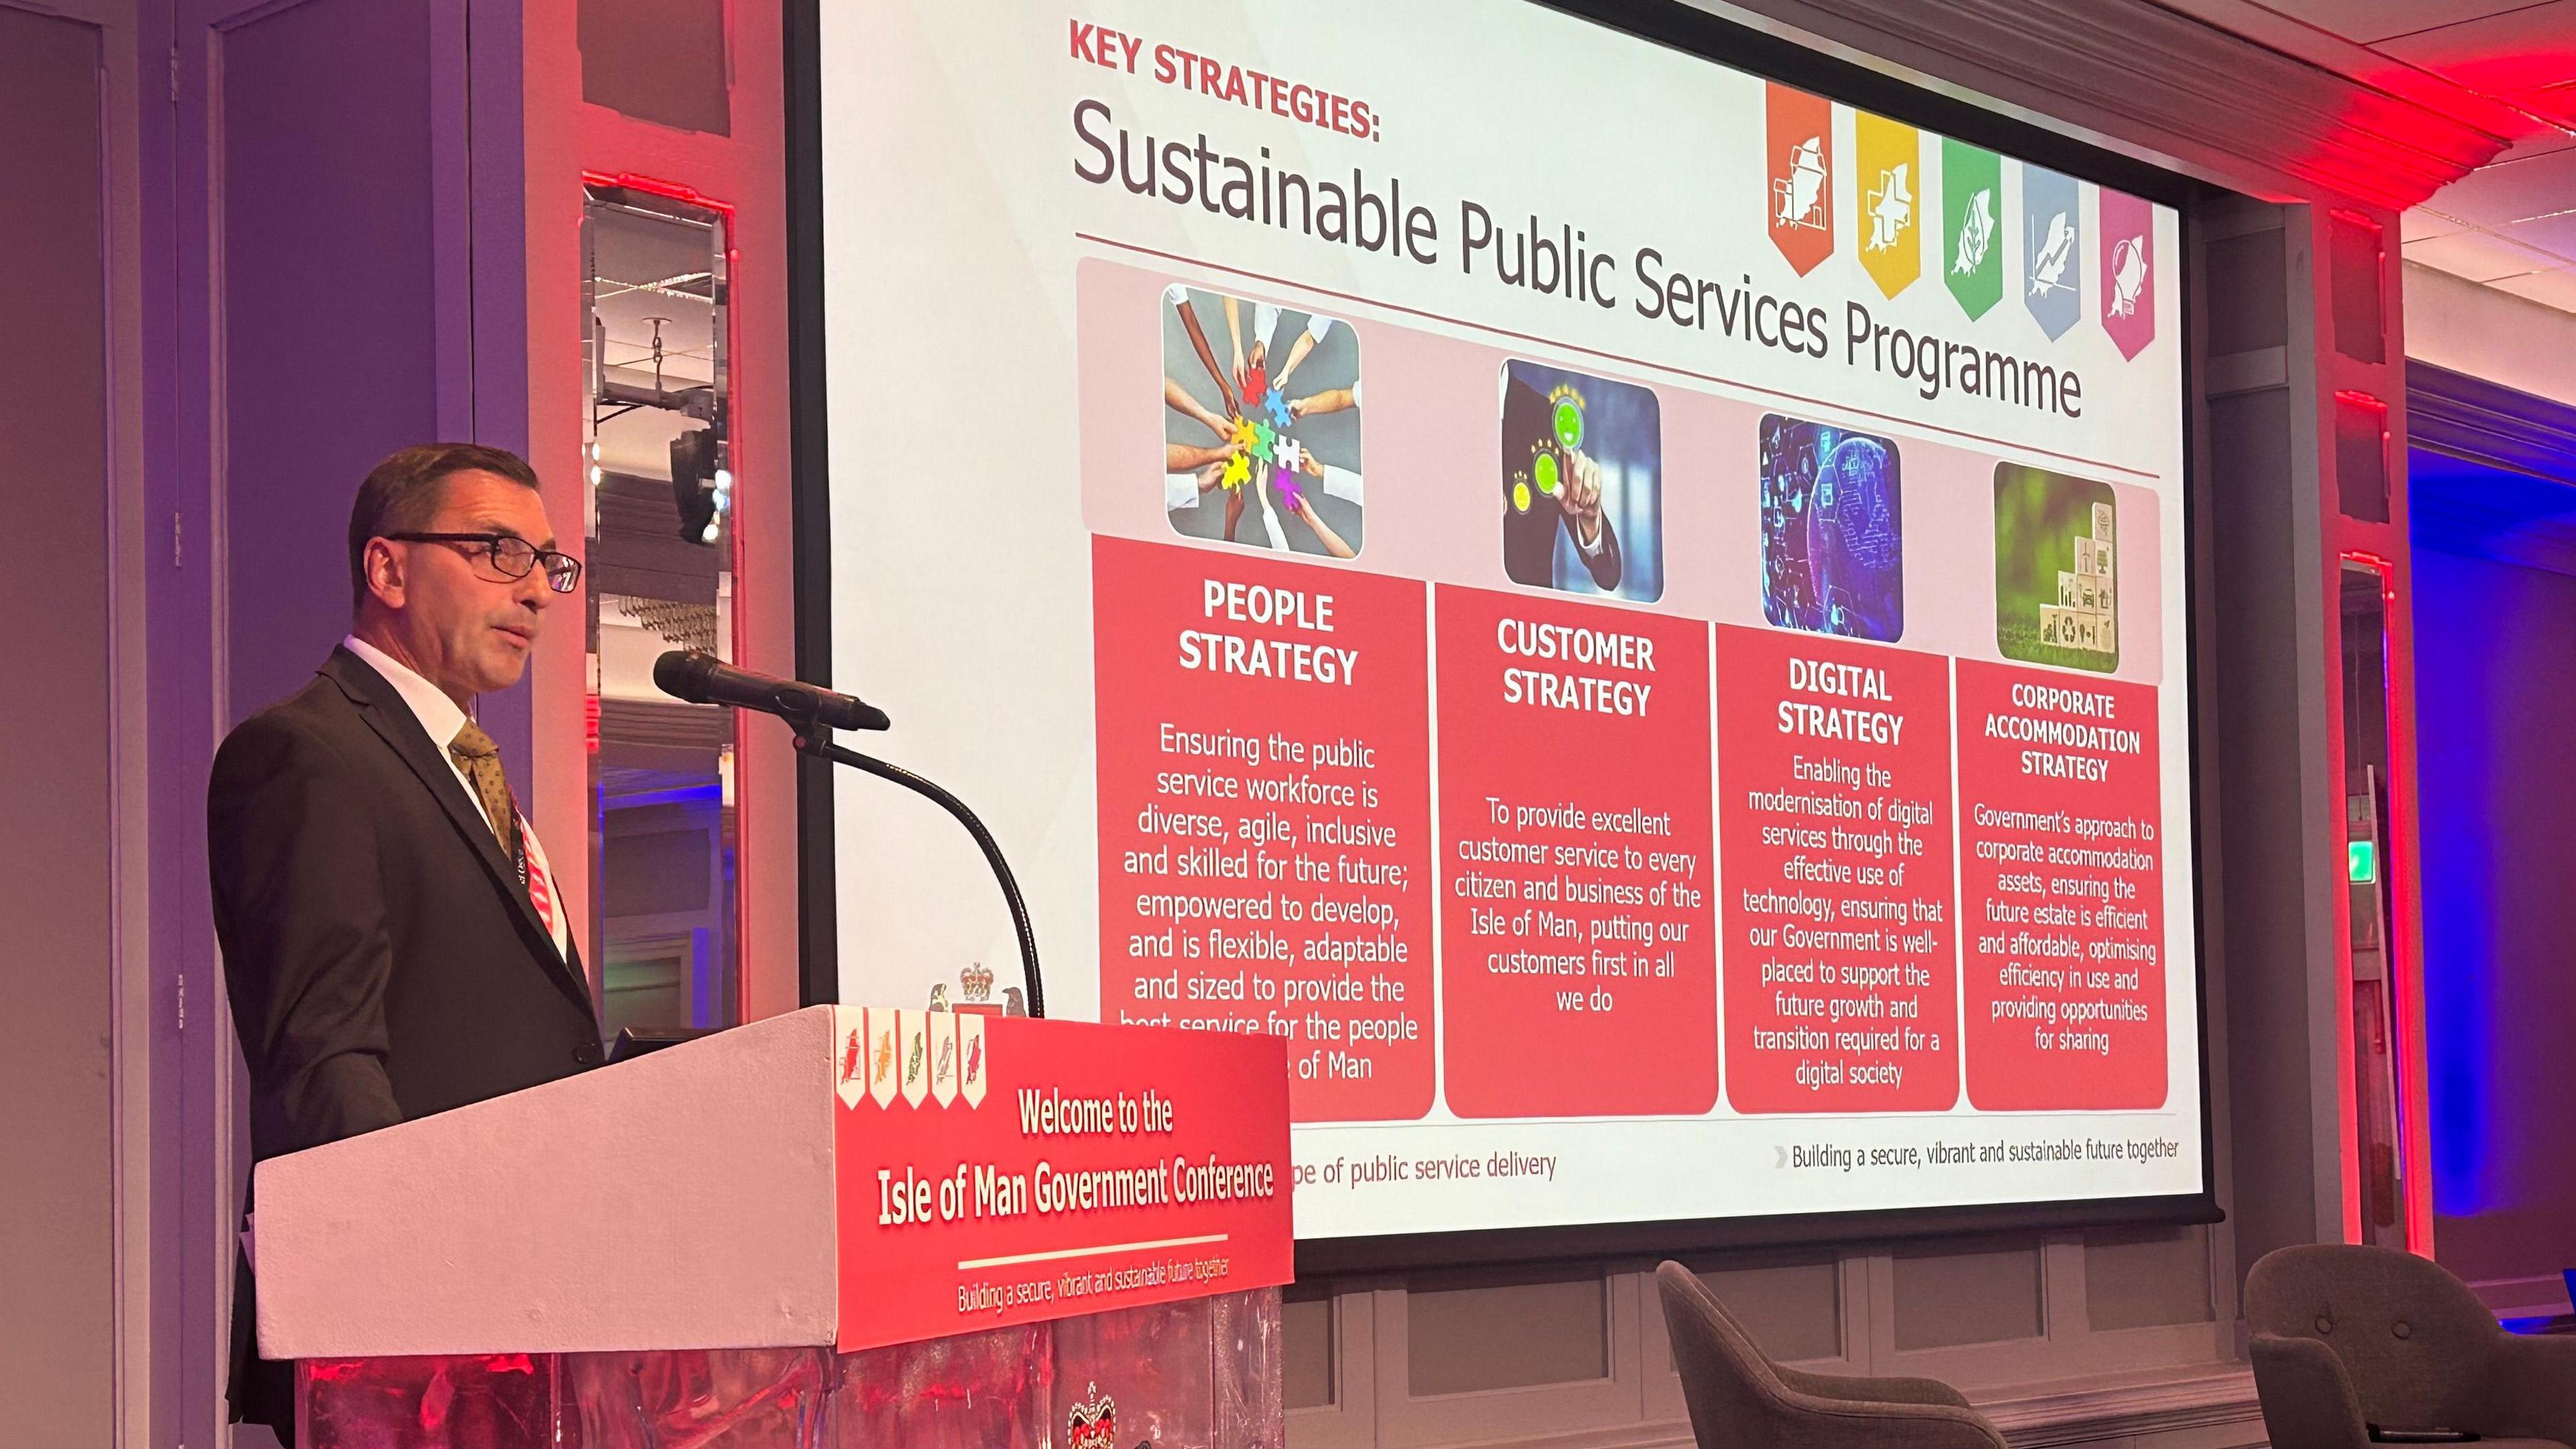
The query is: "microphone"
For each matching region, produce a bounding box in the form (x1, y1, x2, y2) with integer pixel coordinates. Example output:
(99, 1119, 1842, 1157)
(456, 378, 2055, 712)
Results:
(651, 647, 1045, 1016)
(651, 651, 892, 733)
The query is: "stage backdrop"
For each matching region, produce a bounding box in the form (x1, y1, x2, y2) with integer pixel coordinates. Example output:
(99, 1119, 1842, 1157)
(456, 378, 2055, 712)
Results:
(800, 0, 2202, 1252)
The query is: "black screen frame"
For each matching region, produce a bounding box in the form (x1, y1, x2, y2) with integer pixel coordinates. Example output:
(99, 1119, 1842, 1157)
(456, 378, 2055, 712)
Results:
(784, 0, 2222, 1275)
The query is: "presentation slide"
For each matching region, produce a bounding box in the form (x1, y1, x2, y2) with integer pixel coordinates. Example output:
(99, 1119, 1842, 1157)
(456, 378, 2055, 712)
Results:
(812, 0, 2200, 1242)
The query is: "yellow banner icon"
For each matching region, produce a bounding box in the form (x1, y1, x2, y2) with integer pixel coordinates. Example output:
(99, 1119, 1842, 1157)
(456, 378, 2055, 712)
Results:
(1854, 112, 1921, 299)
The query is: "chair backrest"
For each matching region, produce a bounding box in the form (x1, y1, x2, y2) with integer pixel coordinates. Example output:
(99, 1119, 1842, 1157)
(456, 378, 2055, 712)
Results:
(1656, 1261, 1794, 1448)
(2244, 1244, 2497, 1430)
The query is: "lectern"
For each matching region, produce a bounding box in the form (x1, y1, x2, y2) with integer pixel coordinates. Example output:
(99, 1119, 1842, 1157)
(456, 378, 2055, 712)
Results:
(252, 1006, 1295, 1447)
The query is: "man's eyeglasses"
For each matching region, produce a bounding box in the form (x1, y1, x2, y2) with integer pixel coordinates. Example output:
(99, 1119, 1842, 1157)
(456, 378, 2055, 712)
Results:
(382, 533, 583, 594)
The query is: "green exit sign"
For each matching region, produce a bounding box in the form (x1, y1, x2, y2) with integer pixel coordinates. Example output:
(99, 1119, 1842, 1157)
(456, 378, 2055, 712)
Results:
(2349, 839, 2377, 884)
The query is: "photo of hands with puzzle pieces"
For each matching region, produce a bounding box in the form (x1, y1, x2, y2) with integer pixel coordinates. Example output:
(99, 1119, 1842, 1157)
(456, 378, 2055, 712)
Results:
(1161, 283, 1364, 559)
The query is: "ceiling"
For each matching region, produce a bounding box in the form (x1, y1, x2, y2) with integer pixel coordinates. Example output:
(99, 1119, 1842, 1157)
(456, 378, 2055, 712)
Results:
(2173, 0, 2576, 311)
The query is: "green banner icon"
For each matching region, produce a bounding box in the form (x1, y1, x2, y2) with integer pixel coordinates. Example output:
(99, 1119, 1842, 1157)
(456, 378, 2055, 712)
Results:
(1942, 138, 2003, 321)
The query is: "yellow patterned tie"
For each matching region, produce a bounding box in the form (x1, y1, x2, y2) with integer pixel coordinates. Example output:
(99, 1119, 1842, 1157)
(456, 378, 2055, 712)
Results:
(448, 720, 518, 865)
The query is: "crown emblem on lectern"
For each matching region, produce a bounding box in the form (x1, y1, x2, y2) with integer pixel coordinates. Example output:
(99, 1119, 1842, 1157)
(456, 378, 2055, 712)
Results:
(961, 961, 994, 1002)
(1067, 1382, 1119, 1449)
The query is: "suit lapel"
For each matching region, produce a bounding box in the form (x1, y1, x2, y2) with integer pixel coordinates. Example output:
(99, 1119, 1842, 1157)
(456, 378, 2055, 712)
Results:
(321, 649, 596, 1018)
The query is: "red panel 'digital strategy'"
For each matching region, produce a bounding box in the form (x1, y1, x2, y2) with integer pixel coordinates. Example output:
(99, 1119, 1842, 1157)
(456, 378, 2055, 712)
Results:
(1435, 584, 1718, 1118)
(830, 1009, 1293, 1353)
(1717, 625, 1960, 1112)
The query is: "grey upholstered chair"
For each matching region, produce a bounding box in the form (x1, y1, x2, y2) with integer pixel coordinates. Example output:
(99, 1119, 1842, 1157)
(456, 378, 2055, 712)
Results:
(1656, 1260, 2003, 1449)
(2247, 1243, 2576, 1449)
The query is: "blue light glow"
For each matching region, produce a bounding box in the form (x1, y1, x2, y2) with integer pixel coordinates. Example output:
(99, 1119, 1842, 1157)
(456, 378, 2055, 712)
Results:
(2412, 444, 2576, 1220)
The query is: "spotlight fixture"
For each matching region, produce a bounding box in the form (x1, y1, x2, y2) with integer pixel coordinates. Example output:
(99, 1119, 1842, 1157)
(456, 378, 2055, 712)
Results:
(671, 426, 727, 545)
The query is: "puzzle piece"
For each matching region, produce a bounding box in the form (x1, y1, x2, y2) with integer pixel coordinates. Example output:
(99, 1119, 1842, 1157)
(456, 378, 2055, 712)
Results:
(1221, 452, 1252, 490)
(1263, 388, 1292, 429)
(1274, 464, 1305, 513)
(1273, 437, 1305, 474)
(1249, 419, 1277, 462)
(1230, 417, 1260, 453)
(1240, 364, 1267, 409)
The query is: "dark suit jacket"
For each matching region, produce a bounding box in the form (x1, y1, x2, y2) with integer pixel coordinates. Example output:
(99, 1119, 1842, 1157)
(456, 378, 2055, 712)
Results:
(210, 645, 601, 1434)
(1502, 487, 1623, 592)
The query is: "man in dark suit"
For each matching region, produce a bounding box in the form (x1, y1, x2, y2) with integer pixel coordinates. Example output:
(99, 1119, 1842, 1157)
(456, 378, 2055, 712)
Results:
(211, 443, 597, 1443)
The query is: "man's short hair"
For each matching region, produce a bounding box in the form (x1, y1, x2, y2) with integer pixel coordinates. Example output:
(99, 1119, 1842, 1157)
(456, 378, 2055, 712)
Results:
(347, 443, 543, 612)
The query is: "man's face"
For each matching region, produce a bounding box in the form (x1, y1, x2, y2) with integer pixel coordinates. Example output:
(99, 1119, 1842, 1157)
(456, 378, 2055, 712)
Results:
(371, 471, 559, 702)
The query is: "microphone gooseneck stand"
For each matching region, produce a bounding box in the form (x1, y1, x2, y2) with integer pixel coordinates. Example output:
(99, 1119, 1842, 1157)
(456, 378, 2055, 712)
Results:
(792, 727, 1045, 1020)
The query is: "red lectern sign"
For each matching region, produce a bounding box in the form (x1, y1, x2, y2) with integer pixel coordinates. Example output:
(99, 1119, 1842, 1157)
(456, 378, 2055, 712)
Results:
(830, 1008, 1294, 1352)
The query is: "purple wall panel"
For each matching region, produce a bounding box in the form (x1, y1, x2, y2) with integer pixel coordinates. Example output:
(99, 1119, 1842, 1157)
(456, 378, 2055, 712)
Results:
(0, 7, 115, 1440)
(221, 0, 441, 723)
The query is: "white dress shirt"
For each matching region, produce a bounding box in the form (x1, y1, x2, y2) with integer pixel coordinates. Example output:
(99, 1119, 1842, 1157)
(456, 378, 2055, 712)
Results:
(342, 635, 574, 963)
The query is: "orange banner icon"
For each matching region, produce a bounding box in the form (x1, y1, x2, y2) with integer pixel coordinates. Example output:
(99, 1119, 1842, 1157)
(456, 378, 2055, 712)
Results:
(1764, 85, 1834, 276)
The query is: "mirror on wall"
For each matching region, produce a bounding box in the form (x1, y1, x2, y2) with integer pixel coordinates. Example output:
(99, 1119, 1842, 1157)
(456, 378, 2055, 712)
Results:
(580, 182, 741, 1039)
(2341, 559, 2404, 1246)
